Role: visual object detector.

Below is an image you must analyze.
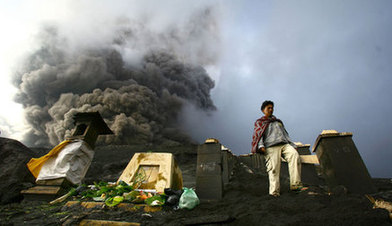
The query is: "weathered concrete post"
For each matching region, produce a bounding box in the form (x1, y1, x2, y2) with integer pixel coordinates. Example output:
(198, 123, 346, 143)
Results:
(221, 145, 235, 186)
(282, 143, 323, 186)
(221, 149, 230, 185)
(196, 139, 223, 201)
(296, 143, 311, 155)
(313, 130, 376, 194)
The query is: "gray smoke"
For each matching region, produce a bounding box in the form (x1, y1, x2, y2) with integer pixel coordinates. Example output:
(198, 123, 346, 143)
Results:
(0, 117, 13, 138)
(12, 7, 218, 147)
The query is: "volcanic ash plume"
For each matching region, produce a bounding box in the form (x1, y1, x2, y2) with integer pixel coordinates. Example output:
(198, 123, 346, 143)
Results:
(13, 13, 218, 147)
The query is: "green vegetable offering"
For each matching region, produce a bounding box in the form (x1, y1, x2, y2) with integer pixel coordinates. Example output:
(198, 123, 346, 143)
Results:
(124, 191, 140, 201)
(74, 181, 170, 208)
(145, 194, 166, 206)
(80, 181, 133, 201)
(105, 196, 124, 207)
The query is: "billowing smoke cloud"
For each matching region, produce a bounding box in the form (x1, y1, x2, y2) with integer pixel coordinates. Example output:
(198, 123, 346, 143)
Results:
(12, 6, 219, 147)
(0, 117, 13, 138)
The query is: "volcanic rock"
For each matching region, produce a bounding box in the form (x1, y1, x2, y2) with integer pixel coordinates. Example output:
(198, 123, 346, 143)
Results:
(0, 137, 37, 204)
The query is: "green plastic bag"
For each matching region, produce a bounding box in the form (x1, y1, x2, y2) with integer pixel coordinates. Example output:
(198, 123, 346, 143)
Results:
(179, 188, 200, 210)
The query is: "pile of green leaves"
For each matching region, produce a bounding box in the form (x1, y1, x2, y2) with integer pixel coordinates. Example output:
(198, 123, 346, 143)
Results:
(75, 181, 166, 207)
(80, 181, 133, 200)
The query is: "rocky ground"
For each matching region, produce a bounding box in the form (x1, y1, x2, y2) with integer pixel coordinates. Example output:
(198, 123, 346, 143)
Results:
(0, 138, 392, 225)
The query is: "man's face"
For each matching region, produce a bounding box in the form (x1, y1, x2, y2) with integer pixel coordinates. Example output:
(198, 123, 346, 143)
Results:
(262, 104, 274, 117)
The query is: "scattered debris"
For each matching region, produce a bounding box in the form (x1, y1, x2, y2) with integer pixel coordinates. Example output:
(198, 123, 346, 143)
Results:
(50, 185, 86, 205)
(141, 213, 152, 218)
(366, 195, 392, 219)
(240, 162, 254, 174)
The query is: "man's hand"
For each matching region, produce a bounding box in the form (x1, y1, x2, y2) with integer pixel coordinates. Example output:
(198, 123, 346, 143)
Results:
(257, 147, 266, 154)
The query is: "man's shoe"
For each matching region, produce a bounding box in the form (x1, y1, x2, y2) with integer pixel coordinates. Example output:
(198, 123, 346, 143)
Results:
(290, 186, 309, 192)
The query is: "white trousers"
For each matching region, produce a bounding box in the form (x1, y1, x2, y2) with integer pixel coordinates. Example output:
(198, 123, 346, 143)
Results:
(264, 143, 302, 195)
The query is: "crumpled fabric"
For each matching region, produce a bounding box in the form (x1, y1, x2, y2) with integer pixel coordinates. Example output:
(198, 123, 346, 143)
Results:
(27, 140, 72, 178)
(36, 140, 94, 184)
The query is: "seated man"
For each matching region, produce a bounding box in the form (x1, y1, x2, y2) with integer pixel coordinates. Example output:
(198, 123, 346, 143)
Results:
(251, 100, 306, 196)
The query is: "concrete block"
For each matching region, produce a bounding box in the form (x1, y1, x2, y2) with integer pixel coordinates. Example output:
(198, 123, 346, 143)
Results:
(197, 143, 222, 155)
(313, 131, 376, 194)
(21, 185, 65, 201)
(196, 143, 223, 201)
(117, 153, 183, 193)
(196, 175, 223, 201)
(295, 143, 311, 155)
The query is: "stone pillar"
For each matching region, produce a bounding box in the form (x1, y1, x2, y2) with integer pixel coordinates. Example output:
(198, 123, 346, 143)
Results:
(196, 142, 223, 201)
(313, 130, 376, 194)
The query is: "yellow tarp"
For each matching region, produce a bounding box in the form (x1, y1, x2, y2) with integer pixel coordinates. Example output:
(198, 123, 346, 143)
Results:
(27, 140, 72, 178)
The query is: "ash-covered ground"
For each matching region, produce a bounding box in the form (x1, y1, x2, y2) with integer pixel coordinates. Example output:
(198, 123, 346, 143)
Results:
(1, 140, 392, 225)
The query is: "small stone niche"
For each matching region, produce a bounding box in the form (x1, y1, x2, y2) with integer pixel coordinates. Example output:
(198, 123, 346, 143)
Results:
(68, 112, 114, 149)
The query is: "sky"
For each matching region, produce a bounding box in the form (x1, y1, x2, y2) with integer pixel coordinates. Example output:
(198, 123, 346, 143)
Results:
(0, 0, 391, 178)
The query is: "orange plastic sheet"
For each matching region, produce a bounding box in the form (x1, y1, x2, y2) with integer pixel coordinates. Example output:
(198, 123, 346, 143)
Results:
(27, 140, 72, 178)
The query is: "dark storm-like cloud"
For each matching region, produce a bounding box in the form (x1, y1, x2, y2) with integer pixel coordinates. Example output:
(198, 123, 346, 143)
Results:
(12, 6, 219, 147)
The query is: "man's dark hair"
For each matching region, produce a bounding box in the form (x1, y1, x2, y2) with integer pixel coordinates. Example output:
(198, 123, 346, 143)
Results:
(261, 100, 274, 111)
